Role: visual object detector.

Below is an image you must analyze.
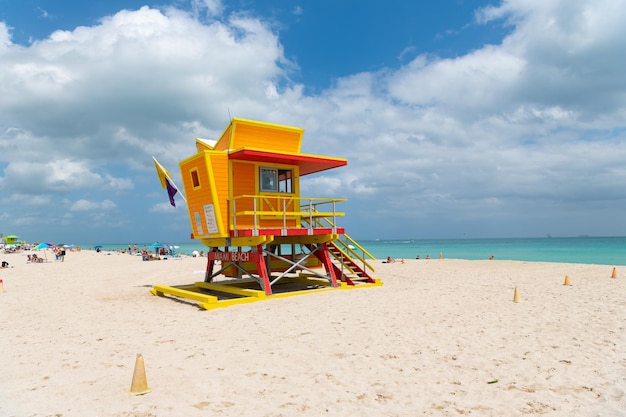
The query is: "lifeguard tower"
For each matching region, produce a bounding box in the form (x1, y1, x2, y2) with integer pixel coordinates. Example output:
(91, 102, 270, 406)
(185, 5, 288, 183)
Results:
(151, 118, 380, 309)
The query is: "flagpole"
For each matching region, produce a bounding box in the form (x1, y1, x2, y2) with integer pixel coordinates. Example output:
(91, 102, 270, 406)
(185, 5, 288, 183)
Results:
(152, 157, 187, 203)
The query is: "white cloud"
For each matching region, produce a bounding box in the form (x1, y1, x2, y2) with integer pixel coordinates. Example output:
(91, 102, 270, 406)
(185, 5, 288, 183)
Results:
(0, 6, 287, 145)
(388, 47, 526, 114)
(70, 199, 117, 211)
(0, 22, 11, 50)
(189, 0, 224, 18)
(36, 7, 50, 19)
(0, 160, 132, 194)
(149, 201, 180, 213)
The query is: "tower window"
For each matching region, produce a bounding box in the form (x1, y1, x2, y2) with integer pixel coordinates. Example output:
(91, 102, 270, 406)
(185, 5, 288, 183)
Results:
(278, 169, 292, 193)
(260, 167, 292, 193)
(191, 169, 200, 188)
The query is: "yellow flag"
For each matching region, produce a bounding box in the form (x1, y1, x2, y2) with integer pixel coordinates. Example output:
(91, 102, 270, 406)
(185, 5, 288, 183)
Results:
(153, 157, 171, 189)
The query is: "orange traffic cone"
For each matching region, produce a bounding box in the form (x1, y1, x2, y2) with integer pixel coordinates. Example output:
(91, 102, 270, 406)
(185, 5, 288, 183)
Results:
(611, 267, 617, 279)
(401, 258, 405, 264)
(128, 354, 151, 395)
(513, 287, 521, 303)
(563, 275, 571, 286)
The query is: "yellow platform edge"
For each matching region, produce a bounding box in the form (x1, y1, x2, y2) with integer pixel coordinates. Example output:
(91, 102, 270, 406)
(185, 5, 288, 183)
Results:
(150, 278, 382, 311)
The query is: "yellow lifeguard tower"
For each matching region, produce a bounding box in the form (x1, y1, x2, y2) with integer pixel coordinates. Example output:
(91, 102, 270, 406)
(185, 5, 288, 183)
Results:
(151, 118, 380, 309)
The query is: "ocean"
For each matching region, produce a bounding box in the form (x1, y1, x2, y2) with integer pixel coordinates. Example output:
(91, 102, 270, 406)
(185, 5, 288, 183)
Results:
(356, 236, 626, 266)
(83, 236, 626, 266)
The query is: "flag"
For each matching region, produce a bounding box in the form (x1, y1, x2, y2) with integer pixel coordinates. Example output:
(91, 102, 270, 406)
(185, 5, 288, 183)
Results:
(153, 157, 178, 207)
(165, 178, 178, 207)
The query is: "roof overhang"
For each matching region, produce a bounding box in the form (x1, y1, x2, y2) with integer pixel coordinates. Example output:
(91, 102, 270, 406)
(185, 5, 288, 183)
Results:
(228, 148, 347, 176)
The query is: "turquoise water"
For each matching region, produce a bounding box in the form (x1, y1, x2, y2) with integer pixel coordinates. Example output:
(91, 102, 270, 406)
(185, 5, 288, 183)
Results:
(83, 236, 626, 266)
(356, 237, 626, 266)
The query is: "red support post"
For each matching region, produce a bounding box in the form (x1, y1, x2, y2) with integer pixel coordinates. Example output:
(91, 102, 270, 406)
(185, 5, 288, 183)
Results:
(204, 247, 218, 282)
(255, 244, 273, 295)
(317, 242, 339, 288)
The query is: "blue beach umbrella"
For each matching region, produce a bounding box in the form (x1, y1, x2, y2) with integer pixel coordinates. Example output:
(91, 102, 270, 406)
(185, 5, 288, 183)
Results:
(148, 242, 170, 255)
(34, 242, 53, 250)
(34, 242, 53, 260)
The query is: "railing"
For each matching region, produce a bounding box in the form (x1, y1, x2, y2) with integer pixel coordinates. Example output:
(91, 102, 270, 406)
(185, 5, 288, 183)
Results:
(302, 209, 377, 272)
(230, 195, 346, 236)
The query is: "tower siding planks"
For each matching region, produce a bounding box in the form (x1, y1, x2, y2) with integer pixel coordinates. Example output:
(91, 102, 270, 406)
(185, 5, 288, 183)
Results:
(231, 161, 256, 229)
(231, 123, 302, 153)
(180, 152, 230, 238)
(209, 153, 229, 236)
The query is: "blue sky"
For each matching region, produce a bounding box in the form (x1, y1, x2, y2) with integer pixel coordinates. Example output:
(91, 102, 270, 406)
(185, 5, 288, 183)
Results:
(1, 0, 626, 245)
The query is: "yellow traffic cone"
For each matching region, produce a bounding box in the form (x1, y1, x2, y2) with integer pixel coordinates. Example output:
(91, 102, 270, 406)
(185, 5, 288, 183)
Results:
(128, 354, 151, 395)
(439, 252, 443, 259)
(611, 267, 617, 279)
(563, 275, 571, 286)
(513, 287, 521, 303)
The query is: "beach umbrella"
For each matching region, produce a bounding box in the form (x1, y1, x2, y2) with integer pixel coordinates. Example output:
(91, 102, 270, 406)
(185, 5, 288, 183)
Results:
(34, 242, 53, 260)
(148, 242, 167, 250)
(34, 242, 53, 250)
(148, 242, 169, 255)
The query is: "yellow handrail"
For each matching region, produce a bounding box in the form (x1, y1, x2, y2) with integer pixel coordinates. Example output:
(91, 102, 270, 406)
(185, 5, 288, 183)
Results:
(230, 195, 346, 232)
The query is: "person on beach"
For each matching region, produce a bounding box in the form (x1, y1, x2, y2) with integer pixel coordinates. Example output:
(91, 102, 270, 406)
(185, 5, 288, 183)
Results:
(383, 256, 396, 263)
(28, 254, 43, 263)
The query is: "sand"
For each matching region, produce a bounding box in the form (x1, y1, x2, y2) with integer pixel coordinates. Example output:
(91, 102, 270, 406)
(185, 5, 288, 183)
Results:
(0, 250, 624, 416)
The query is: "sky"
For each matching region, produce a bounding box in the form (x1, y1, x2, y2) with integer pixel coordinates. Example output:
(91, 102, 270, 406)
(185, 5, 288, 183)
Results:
(1, 0, 626, 244)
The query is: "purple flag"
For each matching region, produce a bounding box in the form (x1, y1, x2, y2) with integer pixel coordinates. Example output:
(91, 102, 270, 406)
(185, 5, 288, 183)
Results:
(166, 178, 178, 207)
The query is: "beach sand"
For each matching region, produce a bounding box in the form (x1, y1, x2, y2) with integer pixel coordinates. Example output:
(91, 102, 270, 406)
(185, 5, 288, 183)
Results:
(0, 250, 624, 416)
